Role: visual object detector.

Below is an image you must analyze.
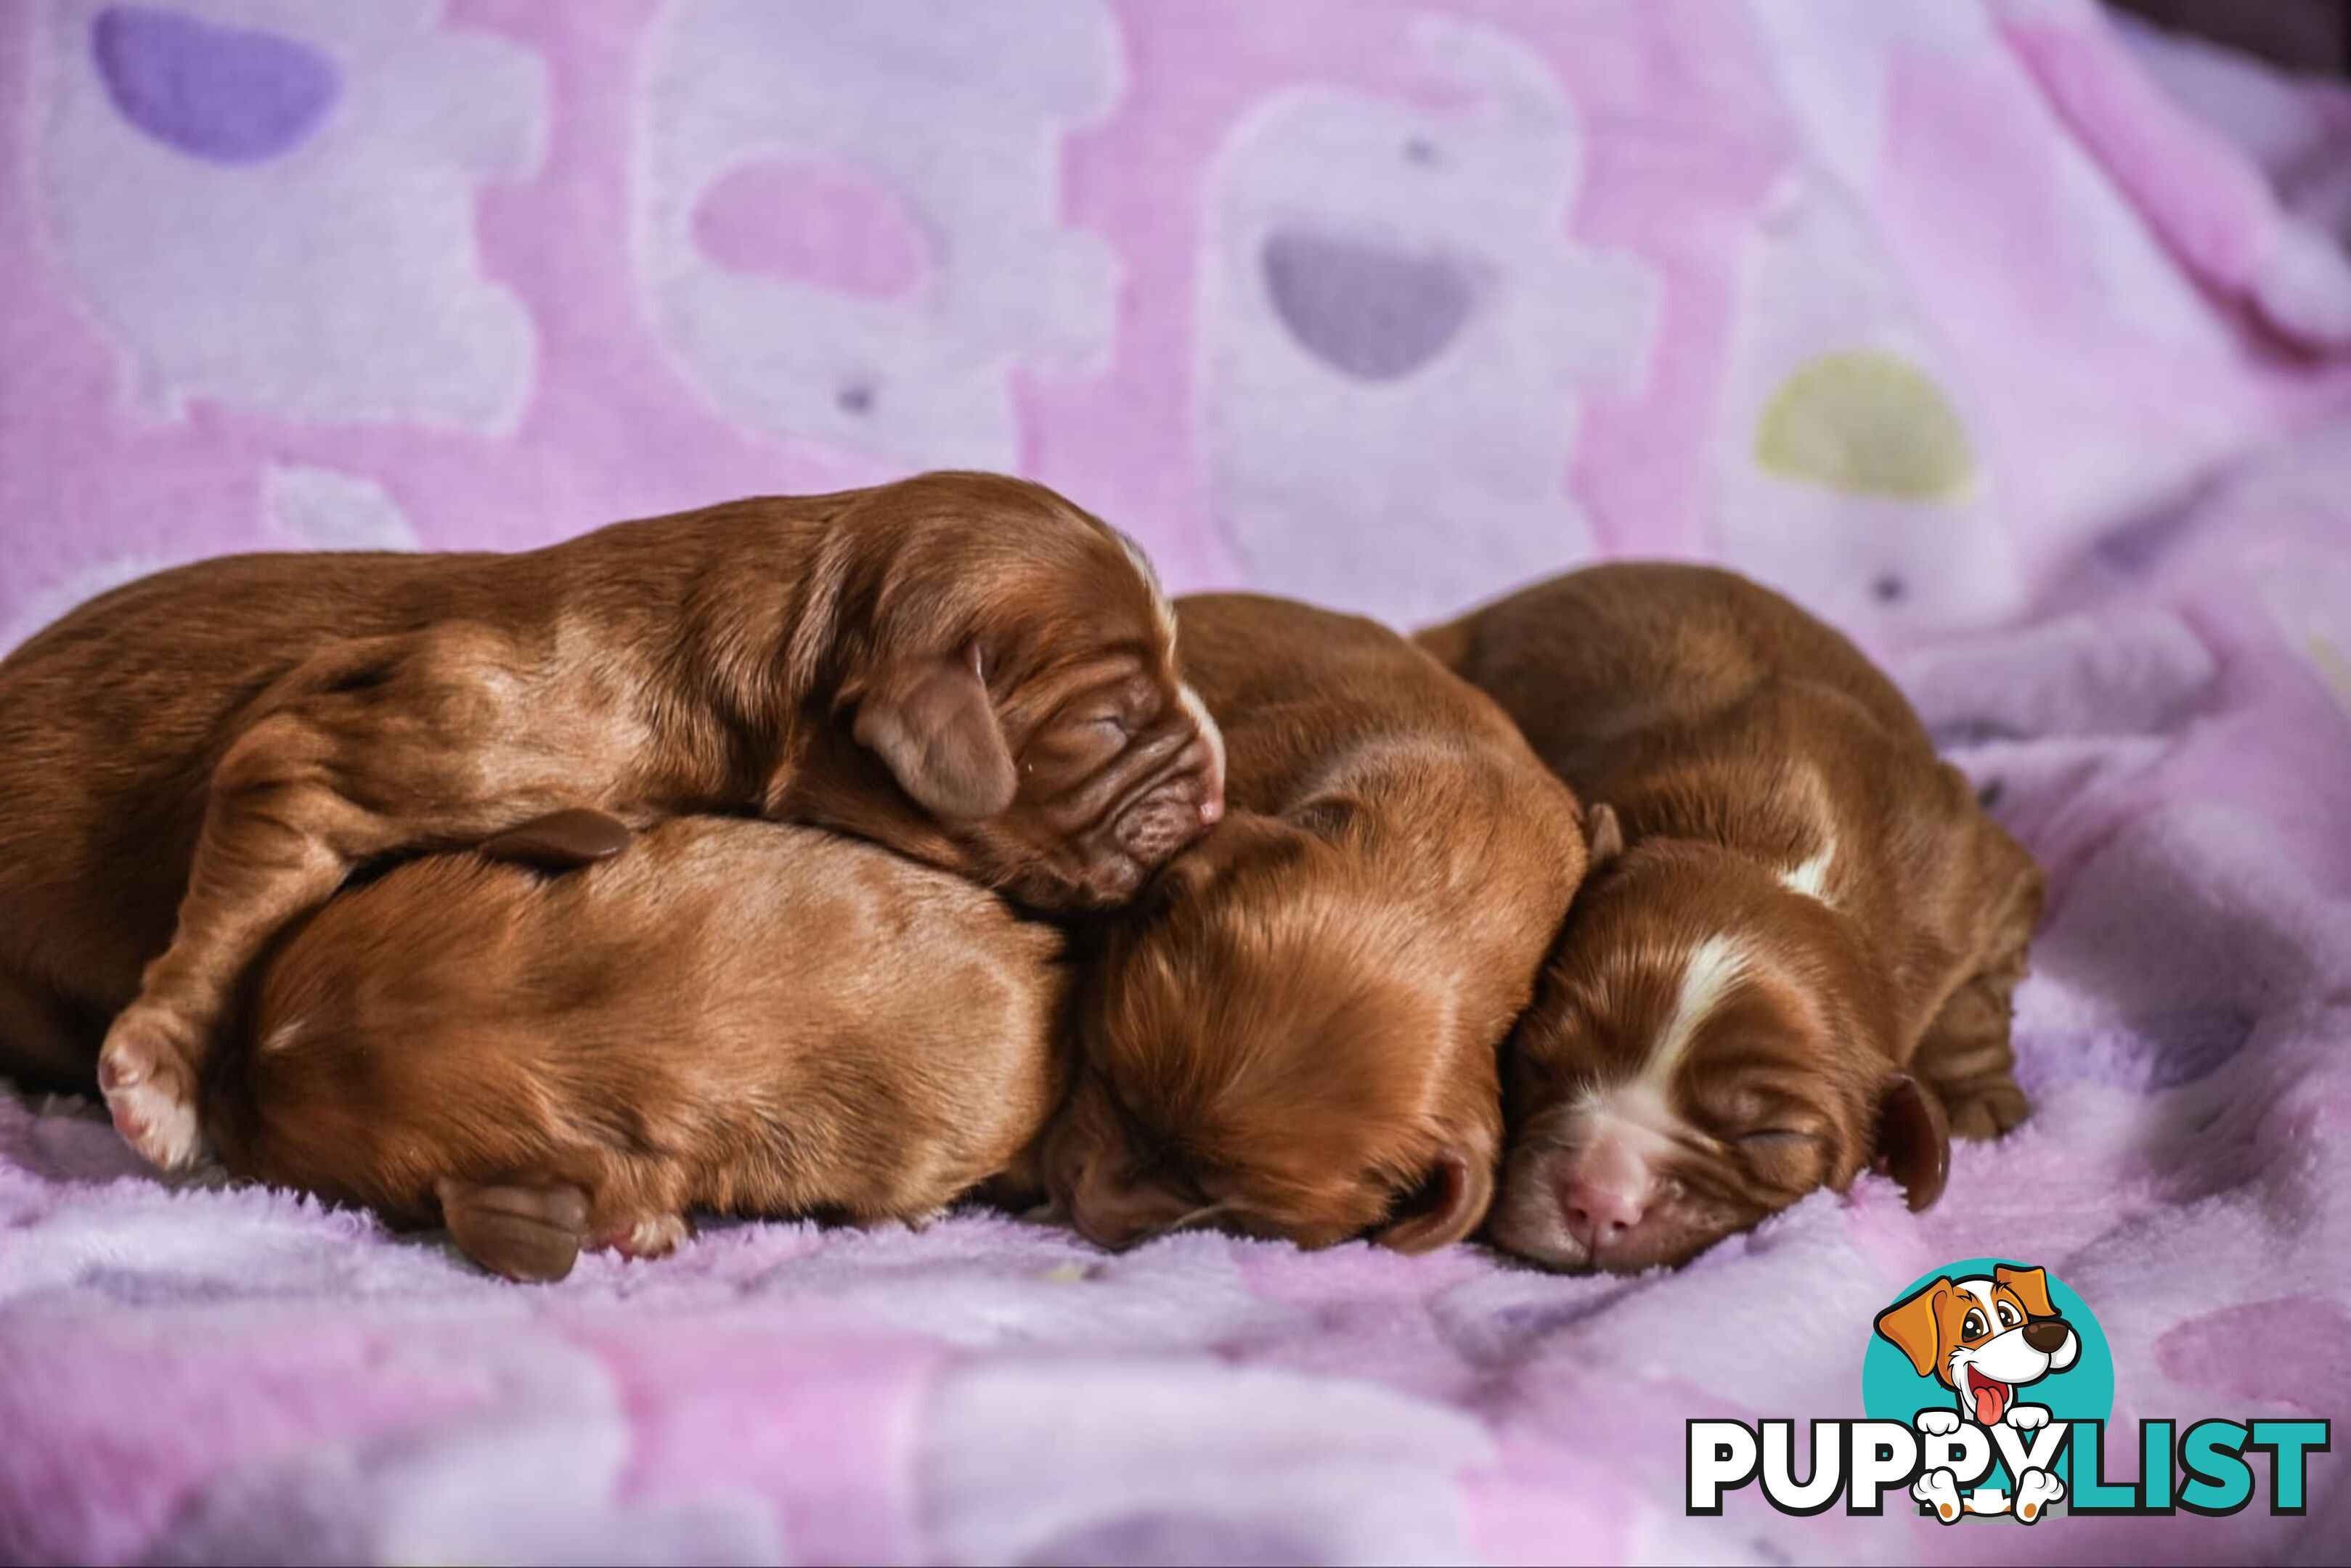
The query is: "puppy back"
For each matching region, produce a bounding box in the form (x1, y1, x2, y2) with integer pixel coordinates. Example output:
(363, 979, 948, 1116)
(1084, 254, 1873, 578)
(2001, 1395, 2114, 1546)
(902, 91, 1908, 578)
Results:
(217, 820, 1069, 1225)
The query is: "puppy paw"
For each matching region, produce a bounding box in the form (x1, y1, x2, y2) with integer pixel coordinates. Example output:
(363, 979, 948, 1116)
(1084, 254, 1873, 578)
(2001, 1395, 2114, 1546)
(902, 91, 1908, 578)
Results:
(1939, 1074, 2029, 1141)
(2008, 1402, 2050, 1432)
(1916, 1408, 1963, 1436)
(2016, 1468, 2065, 1523)
(1912, 1467, 1964, 1524)
(97, 1011, 206, 1171)
(606, 1212, 691, 1260)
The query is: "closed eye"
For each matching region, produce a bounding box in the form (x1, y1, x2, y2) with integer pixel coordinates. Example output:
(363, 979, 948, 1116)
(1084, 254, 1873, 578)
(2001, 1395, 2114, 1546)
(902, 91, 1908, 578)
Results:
(1735, 1128, 1820, 1164)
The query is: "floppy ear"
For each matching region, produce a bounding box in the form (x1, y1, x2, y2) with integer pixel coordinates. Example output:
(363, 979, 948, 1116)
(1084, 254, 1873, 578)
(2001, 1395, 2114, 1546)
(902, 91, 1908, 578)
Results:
(1873, 1073, 1949, 1212)
(852, 642, 1017, 822)
(1375, 1146, 1498, 1254)
(478, 809, 633, 870)
(1584, 802, 1624, 873)
(436, 1179, 587, 1283)
(1875, 1279, 1954, 1379)
(1995, 1264, 2057, 1319)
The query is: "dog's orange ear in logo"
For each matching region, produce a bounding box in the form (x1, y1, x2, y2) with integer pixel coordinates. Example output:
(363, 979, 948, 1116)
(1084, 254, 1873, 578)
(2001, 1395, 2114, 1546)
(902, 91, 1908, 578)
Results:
(1874, 1278, 1954, 1379)
(1995, 1264, 2056, 1318)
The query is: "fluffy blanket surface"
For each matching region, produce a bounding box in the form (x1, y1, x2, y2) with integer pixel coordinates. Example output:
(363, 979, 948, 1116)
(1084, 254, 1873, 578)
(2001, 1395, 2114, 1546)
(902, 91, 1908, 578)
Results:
(4, 1, 2350, 1562)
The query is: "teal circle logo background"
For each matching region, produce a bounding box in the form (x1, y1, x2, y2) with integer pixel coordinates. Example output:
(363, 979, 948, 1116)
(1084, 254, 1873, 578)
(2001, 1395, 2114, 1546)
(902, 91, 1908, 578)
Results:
(1862, 1257, 2115, 1488)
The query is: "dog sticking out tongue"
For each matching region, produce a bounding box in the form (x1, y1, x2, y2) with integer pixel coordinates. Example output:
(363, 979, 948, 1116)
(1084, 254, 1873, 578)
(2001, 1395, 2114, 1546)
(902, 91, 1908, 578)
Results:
(1965, 1367, 2012, 1425)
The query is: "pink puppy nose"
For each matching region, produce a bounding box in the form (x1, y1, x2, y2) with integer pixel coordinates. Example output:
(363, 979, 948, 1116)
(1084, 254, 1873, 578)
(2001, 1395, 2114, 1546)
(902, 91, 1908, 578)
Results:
(1557, 1138, 1653, 1255)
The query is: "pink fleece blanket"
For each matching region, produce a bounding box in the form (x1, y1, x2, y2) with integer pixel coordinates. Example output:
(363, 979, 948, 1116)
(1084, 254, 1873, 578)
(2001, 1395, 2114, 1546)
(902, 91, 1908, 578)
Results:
(4, 2, 2350, 1561)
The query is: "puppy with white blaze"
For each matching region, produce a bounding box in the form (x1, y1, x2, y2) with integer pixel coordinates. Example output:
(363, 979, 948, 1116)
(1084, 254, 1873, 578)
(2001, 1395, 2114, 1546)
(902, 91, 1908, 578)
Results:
(1419, 563, 2044, 1272)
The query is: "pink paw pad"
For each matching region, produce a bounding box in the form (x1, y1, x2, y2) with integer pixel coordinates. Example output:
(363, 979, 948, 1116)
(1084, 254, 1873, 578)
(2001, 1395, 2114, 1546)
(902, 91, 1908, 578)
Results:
(97, 1037, 204, 1171)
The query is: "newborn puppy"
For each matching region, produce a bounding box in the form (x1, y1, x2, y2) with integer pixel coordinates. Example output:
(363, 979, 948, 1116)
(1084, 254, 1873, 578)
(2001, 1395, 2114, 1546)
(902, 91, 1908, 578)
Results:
(1043, 594, 1591, 1254)
(1419, 563, 2043, 1273)
(0, 472, 1221, 1170)
(208, 811, 1067, 1283)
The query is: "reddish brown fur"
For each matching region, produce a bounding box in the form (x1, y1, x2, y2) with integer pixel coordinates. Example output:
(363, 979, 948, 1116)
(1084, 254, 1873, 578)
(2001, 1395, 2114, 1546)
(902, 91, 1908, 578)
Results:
(209, 817, 1067, 1281)
(1044, 593, 1591, 1254)
(1419, 563, 2042, 1272)
(0, 473, 1221, 1169)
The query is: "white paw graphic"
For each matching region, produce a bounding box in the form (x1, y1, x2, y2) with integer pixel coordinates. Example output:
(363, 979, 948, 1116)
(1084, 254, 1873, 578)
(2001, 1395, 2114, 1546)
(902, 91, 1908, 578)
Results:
(1912, 1466, 1963, 1524)
(2008, 1402, 2050, 1432)
(1916, 1408, 1962, 1436)
(2016, 1468, 2066, 1523)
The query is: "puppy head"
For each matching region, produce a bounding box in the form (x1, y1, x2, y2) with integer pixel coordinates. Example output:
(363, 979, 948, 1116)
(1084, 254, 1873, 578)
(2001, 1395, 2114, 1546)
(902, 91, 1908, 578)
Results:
(827, 472, 1225, 910)
(1043, 812, 1499, 1254)
(1874, 1266, 2080, 1423)
(1489, 828, 1947, 1273)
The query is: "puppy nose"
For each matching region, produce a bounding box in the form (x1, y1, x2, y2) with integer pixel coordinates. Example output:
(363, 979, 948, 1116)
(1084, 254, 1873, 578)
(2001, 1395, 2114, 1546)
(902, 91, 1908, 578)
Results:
(1556, 1136, 1653, 1257)
(1560, 1177, 1645, 1253)
(2023, 1318, 2071, 1354)
(1069, 1200, 1154, 1253)
(1052, 1153, 1142, 1251)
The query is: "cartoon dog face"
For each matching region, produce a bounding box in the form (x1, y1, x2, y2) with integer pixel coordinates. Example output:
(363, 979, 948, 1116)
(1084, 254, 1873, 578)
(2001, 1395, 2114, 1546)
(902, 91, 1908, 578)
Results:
(1874, 1265, 2079, 1426)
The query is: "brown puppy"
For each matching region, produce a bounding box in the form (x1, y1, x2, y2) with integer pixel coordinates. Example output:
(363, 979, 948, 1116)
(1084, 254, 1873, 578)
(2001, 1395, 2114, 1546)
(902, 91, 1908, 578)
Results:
(209, 811, 1067, 1283)
(1419, 563, 2042, 1273)
(0, 473, 1222, 1170)
(1043, 593, 1590, 1255)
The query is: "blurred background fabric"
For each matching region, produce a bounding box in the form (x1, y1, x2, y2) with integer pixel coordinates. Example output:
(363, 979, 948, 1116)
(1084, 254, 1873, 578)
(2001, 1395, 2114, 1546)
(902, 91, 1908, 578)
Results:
(4, 0, 2351, 643)
(6, 3, 2351, 1563)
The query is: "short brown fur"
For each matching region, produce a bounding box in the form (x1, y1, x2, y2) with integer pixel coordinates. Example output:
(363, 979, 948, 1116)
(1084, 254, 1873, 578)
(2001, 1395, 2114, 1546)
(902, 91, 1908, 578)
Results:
(1420, 563, 2042, 1271)
(0, 473, 1221, 1169)
(209, 815, 1067, 1282)
(1045, 593, 1591, 1254)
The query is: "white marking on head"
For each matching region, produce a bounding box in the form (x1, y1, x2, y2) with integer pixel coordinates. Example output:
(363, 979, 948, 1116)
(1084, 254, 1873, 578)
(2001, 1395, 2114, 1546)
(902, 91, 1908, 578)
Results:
(1581, 1080, 1682, 1141)
(1781, 838, 1835, 903)
(1114, 528, 1178, 645)
(1177, 680, 1227, 802)
(1640, 933, 1752, 1091)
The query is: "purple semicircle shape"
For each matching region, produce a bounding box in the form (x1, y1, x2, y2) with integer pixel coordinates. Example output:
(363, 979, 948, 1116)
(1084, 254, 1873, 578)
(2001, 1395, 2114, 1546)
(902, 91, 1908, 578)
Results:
(1261, 228, 1475, 383)
(91, 5, 340, 166)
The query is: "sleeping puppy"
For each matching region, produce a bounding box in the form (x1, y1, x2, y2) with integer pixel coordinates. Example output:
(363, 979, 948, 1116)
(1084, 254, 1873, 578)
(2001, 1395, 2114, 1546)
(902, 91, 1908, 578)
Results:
(0, 472, 1221, 1171)
(208, 810, 1067, 1283)
(1042, 593, 1591, 1255)
(1419, 563, 2042, 1272)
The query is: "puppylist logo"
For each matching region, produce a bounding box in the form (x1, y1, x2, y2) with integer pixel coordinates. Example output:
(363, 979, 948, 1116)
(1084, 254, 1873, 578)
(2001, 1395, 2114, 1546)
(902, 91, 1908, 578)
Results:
(1687, 1258, 2329, 1524)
